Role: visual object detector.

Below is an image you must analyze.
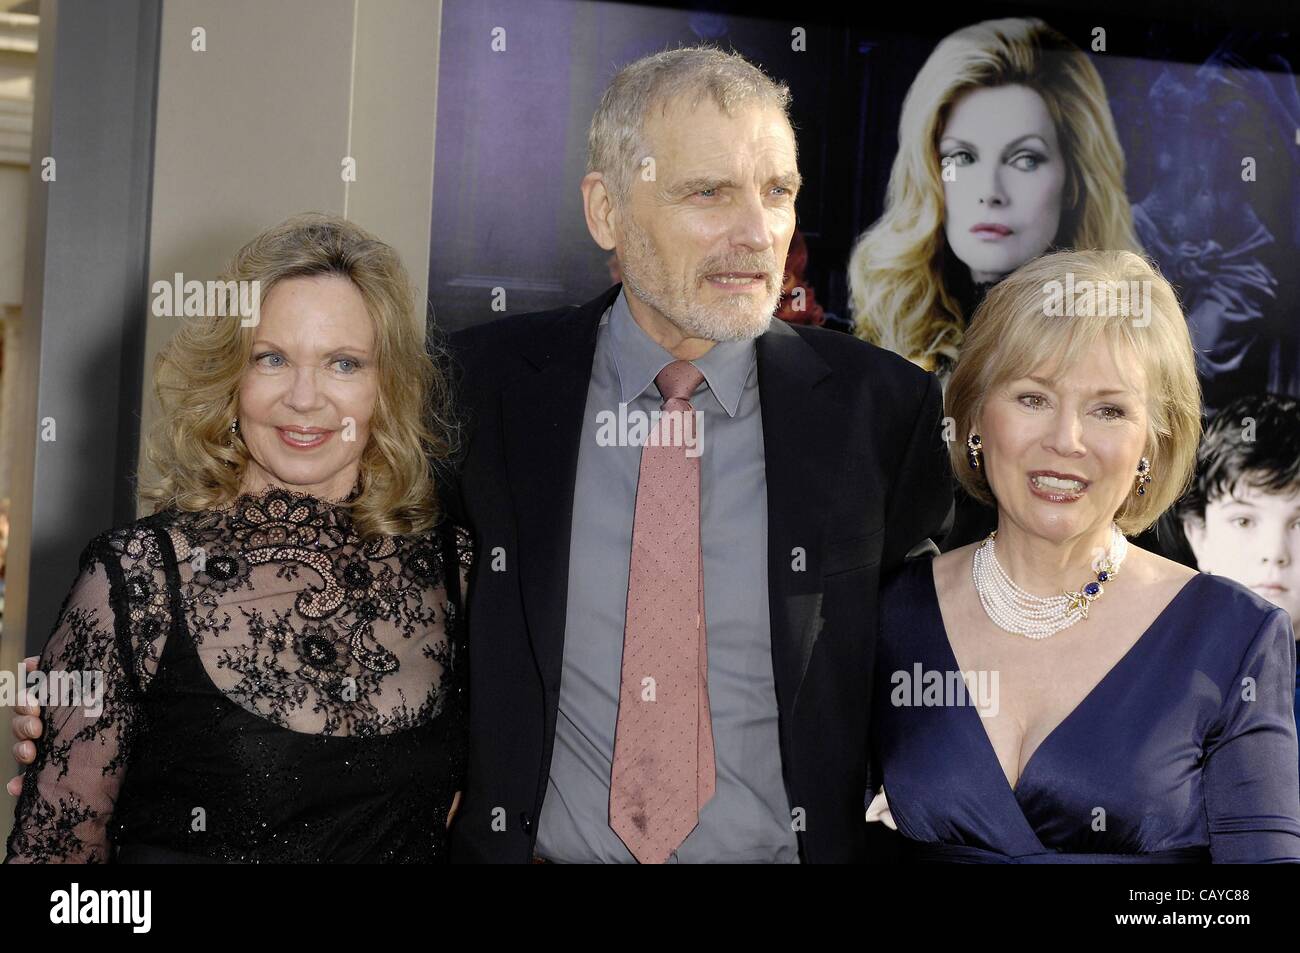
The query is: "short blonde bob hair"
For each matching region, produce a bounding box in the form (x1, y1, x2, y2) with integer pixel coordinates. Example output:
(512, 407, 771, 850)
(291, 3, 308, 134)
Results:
(142, 213, 453, 539)
(946, 249, 1201, 535)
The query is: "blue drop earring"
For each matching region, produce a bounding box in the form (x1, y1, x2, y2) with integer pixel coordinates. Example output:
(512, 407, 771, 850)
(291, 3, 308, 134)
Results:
(1135, 457, 1152, 496)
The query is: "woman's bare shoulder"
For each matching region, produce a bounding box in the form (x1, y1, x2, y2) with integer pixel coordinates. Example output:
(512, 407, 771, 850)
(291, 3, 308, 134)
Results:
(932, 543, 978, 596)
(1124, 544, 1198, 588)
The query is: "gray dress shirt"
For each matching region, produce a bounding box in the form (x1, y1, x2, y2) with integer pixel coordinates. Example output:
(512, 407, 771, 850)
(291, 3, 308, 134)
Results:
(534, 289, 799, 863)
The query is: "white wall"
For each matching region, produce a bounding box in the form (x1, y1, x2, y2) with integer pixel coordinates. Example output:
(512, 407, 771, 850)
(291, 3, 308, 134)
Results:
(138, 0, 444, 509)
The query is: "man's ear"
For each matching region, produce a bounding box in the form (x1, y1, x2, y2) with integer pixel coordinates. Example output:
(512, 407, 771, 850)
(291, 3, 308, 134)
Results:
(581, 172, 618, 252)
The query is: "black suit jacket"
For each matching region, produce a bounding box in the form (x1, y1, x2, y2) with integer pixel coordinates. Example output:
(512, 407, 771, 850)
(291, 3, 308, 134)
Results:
(441, 285, 953, 863)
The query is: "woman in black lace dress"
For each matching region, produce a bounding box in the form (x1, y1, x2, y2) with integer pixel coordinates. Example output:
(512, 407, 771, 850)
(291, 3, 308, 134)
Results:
(5, 213, 469, 863)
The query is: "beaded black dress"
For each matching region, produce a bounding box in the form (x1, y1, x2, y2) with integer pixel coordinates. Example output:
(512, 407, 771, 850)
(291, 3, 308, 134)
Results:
(5, 486, 470, 863)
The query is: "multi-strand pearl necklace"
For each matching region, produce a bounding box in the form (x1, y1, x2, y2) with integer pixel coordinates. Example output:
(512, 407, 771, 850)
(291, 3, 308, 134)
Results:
(972, 523, 1129, 639)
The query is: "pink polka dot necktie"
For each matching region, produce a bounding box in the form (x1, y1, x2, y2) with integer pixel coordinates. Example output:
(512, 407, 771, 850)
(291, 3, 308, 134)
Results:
(609, 359, 716, 863)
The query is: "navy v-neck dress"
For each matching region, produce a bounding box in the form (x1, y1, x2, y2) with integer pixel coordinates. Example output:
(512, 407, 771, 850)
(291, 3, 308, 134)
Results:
(872, 557, 1300, 863)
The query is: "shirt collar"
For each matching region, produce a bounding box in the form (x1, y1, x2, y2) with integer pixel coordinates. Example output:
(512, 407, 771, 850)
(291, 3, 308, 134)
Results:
(605, 287, 754, 418)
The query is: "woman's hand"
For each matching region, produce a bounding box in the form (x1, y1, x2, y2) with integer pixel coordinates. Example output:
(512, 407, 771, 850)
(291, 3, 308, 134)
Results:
(6, 656, 41, 796)
(865, 787, 897, 831)
(446, 790, 462, 829)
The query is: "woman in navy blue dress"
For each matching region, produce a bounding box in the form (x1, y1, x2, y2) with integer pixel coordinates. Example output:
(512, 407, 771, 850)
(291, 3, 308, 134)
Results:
(868, 250, 1300, 862)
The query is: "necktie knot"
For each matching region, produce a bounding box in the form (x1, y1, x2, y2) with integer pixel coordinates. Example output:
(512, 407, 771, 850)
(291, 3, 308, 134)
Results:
(655, 361, 705, 407)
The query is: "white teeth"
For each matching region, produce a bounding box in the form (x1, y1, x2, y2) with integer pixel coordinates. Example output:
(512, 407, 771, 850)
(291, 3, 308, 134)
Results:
(1032, 474, 1085, 492)
(283, 430, 323, 444)
(712, 275, 758, 283)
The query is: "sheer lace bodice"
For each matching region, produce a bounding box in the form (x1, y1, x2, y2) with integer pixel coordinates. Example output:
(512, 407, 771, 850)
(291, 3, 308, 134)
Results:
(5, 486, 470, 864)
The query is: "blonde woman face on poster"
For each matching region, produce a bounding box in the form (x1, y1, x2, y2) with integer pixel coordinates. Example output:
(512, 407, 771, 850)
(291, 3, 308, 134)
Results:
(939, 84, 1067, 283)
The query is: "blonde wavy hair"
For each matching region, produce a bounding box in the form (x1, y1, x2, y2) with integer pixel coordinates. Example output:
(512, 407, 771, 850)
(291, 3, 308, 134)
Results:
(848, 17, 1140, 370)
(945, 249, 1202, 536)
(142, 213, 453, 539)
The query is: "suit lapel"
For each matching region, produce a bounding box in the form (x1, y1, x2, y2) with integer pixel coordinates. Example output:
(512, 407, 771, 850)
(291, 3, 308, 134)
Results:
(501, 285, 620, 694)
(757, 320, 845, 723)
(500, 295, 843, 720)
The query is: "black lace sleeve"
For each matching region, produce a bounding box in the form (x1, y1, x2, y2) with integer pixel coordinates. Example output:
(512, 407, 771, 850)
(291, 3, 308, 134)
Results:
(4, 538, 142, 863)
(440, 522, 473, 788)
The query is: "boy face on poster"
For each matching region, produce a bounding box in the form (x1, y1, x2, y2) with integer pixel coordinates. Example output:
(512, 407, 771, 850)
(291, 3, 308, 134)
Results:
(939, 84, 1067, 284)
(1184, 483, 1300, 626)
(1180, 395, 1300, 629)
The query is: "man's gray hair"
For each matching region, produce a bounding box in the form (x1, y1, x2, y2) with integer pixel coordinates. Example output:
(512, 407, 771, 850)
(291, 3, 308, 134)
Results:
(586, 46, 794, 205)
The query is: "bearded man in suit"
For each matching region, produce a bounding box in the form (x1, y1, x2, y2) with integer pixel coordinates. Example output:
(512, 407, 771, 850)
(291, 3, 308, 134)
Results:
(442, 46, 953, 863)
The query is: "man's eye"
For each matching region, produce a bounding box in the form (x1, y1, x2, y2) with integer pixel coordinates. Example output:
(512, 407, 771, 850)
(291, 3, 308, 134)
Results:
(696, 188, 718, 198)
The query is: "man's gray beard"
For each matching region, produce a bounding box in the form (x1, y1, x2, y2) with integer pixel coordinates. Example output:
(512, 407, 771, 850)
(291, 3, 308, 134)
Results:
(621, 262, 774, 343)
(618, 227, 778, 343)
